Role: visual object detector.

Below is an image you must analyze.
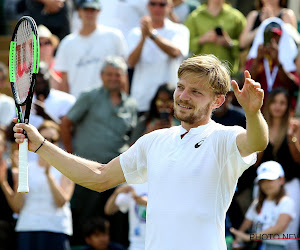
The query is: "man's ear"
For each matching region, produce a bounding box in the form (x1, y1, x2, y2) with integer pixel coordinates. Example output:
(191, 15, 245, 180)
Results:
(212, 94, 225, 109)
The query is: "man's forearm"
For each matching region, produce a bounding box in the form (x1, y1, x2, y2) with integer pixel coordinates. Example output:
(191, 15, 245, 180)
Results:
(37, 141, 124, 192)
(245, 111, 269, 153)
(152, 35, 181, 58)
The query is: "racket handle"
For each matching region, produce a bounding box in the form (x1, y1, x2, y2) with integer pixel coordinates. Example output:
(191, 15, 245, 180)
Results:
(17, 139, 29, 193)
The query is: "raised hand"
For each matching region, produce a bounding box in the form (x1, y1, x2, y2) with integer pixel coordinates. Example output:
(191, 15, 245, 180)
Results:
(231, 71, 264, 114)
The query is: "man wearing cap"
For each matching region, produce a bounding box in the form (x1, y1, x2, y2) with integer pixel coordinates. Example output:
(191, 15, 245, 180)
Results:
(246, 17, 300, 108)
(54, 0, 127, 98)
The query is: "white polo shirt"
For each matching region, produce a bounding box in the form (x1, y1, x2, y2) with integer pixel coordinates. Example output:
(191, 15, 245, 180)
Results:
(120, 120, 256, 250)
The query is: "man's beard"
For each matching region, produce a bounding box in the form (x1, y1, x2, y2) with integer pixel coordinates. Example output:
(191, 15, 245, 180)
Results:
(174, 101, 211, 124)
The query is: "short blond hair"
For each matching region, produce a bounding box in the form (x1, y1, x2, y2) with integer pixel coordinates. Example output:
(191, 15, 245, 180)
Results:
(178, 55, 231, 95)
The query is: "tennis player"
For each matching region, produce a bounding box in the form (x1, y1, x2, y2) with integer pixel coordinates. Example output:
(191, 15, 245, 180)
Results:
(13, 54, 269, 250)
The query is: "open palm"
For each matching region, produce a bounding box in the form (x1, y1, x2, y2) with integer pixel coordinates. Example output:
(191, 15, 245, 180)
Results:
(232, 71, 264, 114)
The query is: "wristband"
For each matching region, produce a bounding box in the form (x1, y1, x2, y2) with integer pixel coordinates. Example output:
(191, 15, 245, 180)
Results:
(150, 29, 158, 40)
(35, 138, 46, 153)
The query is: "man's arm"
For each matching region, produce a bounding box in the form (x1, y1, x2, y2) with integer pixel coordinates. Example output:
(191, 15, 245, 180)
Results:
(232, 71, 269, 157)
(60, 72, 69, 93)
(13, 122, 126, 192)
(60, 116, 74, 153)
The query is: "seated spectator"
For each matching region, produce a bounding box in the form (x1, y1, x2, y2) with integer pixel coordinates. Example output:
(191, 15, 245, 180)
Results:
(256, 87, 300, 250)
(82, 217, 126, 250)
(0, 128, 17, 250)
(184, 0, 246, 76)
(239, 0, 297, 50)
(130, 83, 178, 143)
(1, 121, 74, 250)
(230, 161, 296, 250)
(104, 183, 148, 250)
(246, 17, 300, 109)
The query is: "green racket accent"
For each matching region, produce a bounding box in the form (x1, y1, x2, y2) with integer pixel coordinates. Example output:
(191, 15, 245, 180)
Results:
(9, 41, 16, 82)
(32, 33, 38, 73)
(36, 34, 40, 73)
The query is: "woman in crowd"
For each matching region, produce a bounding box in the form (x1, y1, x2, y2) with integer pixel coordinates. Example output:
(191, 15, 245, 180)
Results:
(239, 0, 297, 50)
(0, 121, 74, 250)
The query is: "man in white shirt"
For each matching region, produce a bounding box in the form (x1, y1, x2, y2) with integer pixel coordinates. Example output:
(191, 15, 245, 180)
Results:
(54, 0, 127, 98)
(127, 0, 189, 114)
(13, 54, 269, 250)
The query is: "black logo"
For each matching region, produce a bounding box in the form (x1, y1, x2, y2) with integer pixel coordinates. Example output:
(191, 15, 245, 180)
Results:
(195, 139, 205, 148)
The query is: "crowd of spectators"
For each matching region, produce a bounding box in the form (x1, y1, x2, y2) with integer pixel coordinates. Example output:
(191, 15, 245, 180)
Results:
(0, 0, 300, 249)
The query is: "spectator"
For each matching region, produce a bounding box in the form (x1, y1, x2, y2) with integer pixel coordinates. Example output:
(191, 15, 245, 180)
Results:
(230, 161, 295, 250)
(184, 0, 246, 76)
(130, 83, 178, 142)
(239, 0, 297, 50)
(1, 121, 74, 250)
(104, 183, 148, 250)
(0, 62, 15, 128)
(60, 56, 137, 246)
(37, 25, 62, 90)
(0, 128, 17, 250)
(128, 0, 189, 115)
(82, 217, 126, 250)
(54, 0, 127, 98)
(246, 17, 300, 109)
(25, 0, 73, 40)
(256, 87, 300, 250)
(168, 0, 198, 24)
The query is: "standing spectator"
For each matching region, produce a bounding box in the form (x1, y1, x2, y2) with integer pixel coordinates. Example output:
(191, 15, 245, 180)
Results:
(60, 56, 137, 246)
(37, 25, 62, 90)
(0, 129, 17, 250)
(0, 62, 15, 128)
(1, 121, 74, 250)
(127, 0, 189, 114)
(246, 18, 300, 109)
(239, 0, 297, 50)
(54, 0, 127, 98)
(105, 183, 148, 250)
(185, 0, 246, 76)
(231, 161, 295, 250)
(25, 0, 73, 40)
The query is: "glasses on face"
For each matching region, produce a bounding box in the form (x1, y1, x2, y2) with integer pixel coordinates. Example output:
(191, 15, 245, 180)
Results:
(40, 40, 52, 47)
(149, 1, 167, 7)
(45, 137, 59, 143)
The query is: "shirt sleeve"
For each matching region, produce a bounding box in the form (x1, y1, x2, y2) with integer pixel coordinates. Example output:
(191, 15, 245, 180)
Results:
(53, 37, 69, 72)
(278, 196, 296, 219)
(245, 200, 258, 221)
(119, 134, 150, 184)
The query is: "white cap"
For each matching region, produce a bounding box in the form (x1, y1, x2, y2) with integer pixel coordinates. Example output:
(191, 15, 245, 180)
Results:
(37, 25, 59, 48)
(256, 161, 285, 182)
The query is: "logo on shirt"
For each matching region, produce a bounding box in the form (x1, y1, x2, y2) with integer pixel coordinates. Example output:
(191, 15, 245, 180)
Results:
(195, 139, 205, 148)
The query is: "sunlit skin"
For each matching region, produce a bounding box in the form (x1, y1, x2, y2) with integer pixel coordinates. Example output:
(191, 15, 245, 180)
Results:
(259, 177, 285, 200)
(78, 8, 100, 27)
(38, 128, 59, 168)
(173, 76, 225, 131)
(268, 93, 288, 119)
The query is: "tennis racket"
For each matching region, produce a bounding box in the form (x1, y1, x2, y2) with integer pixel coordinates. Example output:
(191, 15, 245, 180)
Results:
(9, 16, 40, 193)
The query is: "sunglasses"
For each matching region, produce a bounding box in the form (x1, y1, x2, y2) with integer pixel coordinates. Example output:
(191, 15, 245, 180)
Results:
(149, 1, 167, 7)
(45, 137, 59, 143)
(40, 40, 52, 46)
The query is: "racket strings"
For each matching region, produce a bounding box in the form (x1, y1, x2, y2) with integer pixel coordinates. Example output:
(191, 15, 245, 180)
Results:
(14, 20, 34, 104)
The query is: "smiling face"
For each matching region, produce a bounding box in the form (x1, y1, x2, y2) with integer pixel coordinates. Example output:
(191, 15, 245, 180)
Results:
(173, 75, 224, 128)
(268, 92, 288, 119)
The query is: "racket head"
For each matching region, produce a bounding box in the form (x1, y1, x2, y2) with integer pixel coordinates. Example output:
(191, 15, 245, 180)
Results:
(9, 16, 39, 123)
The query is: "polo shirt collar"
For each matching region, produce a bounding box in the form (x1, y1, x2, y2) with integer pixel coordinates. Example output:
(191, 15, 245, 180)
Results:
(179, 119, 215, 136)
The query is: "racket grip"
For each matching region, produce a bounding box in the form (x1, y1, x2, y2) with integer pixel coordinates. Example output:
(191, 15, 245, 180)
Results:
(17, 139, 29, 193)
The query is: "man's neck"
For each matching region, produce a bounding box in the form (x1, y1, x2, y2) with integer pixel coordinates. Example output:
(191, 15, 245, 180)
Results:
(152, 19, 165, 29)
(80, 24, 97, 36)
(181, 118, 211, 133)
(207, 1, 224, 16)
(109, 91, 122, 106)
